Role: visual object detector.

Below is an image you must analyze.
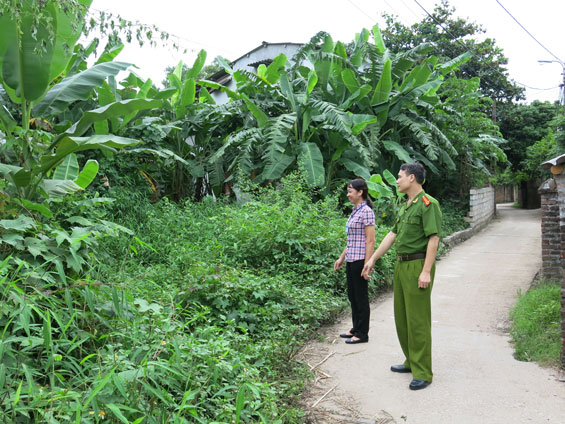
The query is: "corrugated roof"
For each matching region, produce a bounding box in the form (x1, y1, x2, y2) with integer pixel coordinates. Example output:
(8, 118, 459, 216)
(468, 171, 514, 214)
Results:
(208, 41, 303, 82)
(541, 154, 565, 168)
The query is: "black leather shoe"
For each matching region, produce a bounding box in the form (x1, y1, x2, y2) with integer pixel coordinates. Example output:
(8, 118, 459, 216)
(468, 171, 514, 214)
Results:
(339, 333, 355, 338)
(345, 337, 368, 344)
(409, 379, 431, 390)
(390, 365, 411, 373)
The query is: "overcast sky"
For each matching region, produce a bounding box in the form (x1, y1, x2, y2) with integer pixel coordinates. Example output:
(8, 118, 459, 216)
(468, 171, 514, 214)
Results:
(90, 0, 565, 103)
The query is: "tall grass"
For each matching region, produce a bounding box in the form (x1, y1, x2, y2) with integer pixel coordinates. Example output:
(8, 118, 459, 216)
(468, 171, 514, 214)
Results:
(510, 279, 561, 366)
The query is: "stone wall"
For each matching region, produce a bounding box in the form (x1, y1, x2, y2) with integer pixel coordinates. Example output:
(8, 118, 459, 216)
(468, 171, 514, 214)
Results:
(468, 187, 496, 228)
(442, 187, 496, 248)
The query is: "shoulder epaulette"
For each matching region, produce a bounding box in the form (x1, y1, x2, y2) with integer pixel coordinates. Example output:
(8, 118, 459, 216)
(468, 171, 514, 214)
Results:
(422, 195, 431, 207)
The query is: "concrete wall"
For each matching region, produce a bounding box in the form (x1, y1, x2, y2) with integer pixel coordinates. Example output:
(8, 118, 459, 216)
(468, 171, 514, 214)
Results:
(495, 184, 515, 204)
(442, 187, 496, 248)
(468, 187, 496, 228)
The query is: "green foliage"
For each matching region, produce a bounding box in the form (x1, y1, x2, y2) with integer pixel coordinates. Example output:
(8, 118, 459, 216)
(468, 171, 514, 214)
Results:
(0, 1, 163, 281)
(498, 101, 561, 172)
(440, 199, 470, 235)
(510, 279, 561, 366)
(1, 174, 398, 422)
(520, 130, 559, 181)
(382, 0, 524, 104)
(120, 24, 474, 201)
(434, 77, 507, 198)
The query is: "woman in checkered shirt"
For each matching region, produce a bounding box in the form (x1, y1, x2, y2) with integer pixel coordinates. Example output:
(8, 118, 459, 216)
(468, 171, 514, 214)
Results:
(334, 179, 376, 344)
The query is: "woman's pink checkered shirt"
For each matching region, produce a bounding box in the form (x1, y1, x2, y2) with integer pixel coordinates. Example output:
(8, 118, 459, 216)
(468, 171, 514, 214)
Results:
(345, 202, 375, 262)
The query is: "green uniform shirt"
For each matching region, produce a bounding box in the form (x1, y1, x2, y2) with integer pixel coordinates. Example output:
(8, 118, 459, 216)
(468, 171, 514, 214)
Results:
(392, 190, 442, 255)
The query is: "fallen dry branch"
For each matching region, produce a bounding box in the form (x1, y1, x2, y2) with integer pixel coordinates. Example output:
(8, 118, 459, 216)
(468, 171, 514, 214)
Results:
(311, 383, 338, 408)
(311, 351, 335, 369)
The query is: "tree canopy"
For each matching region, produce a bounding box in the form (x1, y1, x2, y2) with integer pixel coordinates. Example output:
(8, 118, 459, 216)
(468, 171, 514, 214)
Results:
(382, 0, 524, 109)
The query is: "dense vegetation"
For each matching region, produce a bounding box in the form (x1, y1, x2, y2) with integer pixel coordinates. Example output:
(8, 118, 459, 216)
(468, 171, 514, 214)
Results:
(0, 175, 390, 422)
(0, 0, 561, 422)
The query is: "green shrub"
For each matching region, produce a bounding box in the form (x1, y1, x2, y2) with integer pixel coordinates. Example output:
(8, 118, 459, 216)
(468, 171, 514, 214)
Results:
(510, 279, 561, 366)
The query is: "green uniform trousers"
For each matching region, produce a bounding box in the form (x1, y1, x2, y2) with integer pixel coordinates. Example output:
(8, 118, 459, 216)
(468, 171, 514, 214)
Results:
(393, 258, 435, 382)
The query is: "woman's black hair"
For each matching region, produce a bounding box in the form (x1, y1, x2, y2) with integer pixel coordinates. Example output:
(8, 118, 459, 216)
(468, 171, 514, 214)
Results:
(348, 178, 373, 209)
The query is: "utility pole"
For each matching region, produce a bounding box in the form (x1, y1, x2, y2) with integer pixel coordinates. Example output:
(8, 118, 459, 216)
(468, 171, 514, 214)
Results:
(538, 59, 565, 113)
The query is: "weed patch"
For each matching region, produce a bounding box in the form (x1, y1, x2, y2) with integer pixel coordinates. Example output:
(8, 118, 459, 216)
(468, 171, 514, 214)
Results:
(510, 279, 561, 366)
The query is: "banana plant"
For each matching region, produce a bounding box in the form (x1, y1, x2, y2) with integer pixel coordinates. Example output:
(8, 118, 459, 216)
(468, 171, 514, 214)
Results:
(0, 1, 161, 280)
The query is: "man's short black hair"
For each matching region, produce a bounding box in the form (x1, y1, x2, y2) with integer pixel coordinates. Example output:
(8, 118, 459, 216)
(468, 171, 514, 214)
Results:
(400, 162, 426, 184)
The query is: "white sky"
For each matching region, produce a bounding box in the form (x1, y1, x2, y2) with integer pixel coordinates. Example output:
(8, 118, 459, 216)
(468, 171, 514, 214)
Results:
(90, 0, 565, 103)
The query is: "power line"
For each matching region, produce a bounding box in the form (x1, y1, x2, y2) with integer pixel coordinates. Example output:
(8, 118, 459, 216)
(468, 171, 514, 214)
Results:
(398, 0, 424, 20)
(411, 0, 541, 95)
(494, 0, 563, 64)
(346, 0, 379, 23)
(346, 0, 417, 29)
(515, 83, 559, 91)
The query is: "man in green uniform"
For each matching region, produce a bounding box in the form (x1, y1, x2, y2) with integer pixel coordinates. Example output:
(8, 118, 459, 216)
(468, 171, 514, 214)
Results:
(362, 163, 441, 390)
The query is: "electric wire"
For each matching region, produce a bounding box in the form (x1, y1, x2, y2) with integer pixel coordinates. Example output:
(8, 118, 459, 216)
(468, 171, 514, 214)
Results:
(494, 0, 563, 65)
(515, 83, 559, 91)
(398, 0, 424, 20)
(346, 0, 379, 23)
(346, 0, 414, 28)
(411, 0, 554, 97)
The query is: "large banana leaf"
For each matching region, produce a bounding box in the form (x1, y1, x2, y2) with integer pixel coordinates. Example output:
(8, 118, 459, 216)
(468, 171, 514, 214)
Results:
(340, 85, 372, 110)
(61, 98, 161, 138)
(39, 179, 84, 198)
(371, 58, 392, 105)
(437, 51, 473, 76)
(50, 0, 93, 80)
(341, 158, 371, 181)
(381, 140, 413, 162)
(0, 6, 55, 102)
(279, 72, 297, 112)
(260, 154, 294, 182)
(0, 104, 16, 132)
(307, 70, 318, 95)
(40, 135, 141, 174)
(52, 154, 99, 189)
(0, 164, 31, 188)
(264, 54, 287, 84)
(0, 0, 91, 103)
(372, 25, 386, 54)
(198, 80, 240, 101)
(74, 160, 99, 189)
(33, 62, 132, 117)
(240, 94, 269, 128)
(341, 69, 360, 94)
(372, 58, 392, 127)
(349, 113, 378, 136)
(298, 142, 325, 187)
(53, 154, 80, 180)
(186, 50, 207, 80)
(95, 43, 125, 65)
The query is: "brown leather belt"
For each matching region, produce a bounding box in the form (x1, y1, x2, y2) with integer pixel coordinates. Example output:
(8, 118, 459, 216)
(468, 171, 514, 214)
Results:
(397, 252, 426, 262)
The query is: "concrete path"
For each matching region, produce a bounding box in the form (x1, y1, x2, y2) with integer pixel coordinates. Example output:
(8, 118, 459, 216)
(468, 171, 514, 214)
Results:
(303, 204, 565, 423)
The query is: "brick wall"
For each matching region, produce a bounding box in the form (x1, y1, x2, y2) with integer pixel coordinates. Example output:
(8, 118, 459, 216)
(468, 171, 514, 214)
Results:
(468, 187, 496, 228)
(538, 169, 565, 368)
(539, 179, 560, 279)
(557, 172, 565, 369)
